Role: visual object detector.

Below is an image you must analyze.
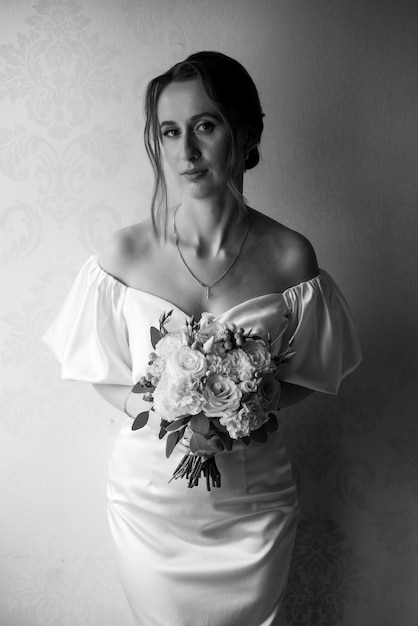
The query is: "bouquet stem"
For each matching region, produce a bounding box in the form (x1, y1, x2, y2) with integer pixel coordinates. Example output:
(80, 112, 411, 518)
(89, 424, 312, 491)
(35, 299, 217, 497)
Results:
(170, 455, 221, 491)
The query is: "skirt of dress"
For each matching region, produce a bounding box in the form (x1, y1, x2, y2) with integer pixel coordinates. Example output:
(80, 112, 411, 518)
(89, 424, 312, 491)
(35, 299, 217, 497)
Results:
(107, 412, 299, 626)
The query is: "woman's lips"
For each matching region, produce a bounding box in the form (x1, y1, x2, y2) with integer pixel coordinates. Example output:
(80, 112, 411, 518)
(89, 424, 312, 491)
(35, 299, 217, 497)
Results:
(181, 169, 207, 180)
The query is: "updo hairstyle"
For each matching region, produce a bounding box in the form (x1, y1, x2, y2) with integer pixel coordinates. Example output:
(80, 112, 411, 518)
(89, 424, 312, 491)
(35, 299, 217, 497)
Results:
(144, 51, 265, 238)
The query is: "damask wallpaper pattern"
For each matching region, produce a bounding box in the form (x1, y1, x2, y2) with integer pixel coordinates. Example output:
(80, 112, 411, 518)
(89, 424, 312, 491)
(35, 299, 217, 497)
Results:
(0, 1, 417, 625)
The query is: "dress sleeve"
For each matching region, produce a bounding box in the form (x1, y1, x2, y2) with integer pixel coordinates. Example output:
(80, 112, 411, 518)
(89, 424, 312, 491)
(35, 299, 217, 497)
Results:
(279, 270, 362, 394)
(43, 255, 133, 385)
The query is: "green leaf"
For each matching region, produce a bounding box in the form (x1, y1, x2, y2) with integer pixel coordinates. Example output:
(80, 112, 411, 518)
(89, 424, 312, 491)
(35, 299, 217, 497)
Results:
(150, 326, 162, 349)
(250, 424, 268, 442)
(131, 411, 149, 431)
(190, 413, 210, 436)
(132, 381, 150, 394)
(220, 431, 233, 451)
(212, 419, 228, 433)
(158, 418, 170, 439)
(211, 422, 233, 451)
(264, 414, 279, 433)
(189, 432, 208, 453)
(165, 415, 191, 432)
(159, 309, 173, 325)
(166, 431, 181, 458)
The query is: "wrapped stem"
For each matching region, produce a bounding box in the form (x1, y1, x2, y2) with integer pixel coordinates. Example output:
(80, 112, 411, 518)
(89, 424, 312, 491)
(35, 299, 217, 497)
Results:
(170, 454, 221, 490)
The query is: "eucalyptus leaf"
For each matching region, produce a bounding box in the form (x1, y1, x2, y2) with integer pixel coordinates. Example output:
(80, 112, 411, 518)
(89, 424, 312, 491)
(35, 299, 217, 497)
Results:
(159, 309, 173, 327)
(211, 423, 233, 451)
(265, 414, 279, 433)
(131, 411, 149, 431)
(165, 415, 191, 432)
(189, 432, 208, 454)
(166, 431, 181, 458)
(150, 326, 162, 349)
(190, 413, 210, 436)
(212, 419, 228, 433)
(220, 431, 233, 451)
(132, 381, 150, 394)
(250, 425, 268, 442)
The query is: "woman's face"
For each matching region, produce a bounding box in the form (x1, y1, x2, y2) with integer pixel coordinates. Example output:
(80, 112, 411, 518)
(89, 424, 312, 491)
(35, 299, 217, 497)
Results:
(157, 79, 242, 201)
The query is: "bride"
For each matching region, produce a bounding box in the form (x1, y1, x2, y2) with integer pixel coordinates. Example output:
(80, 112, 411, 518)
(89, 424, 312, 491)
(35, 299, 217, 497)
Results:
(44, 51, 361, 625)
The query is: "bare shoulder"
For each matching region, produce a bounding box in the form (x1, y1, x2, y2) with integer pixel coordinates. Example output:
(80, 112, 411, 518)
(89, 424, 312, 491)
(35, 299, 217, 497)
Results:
(98, 219, 155, 284)
(250, 209, 319, 287)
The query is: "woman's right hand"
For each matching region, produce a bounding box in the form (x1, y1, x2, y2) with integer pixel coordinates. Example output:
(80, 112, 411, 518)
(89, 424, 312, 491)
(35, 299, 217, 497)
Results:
(177, 425, 223, 457)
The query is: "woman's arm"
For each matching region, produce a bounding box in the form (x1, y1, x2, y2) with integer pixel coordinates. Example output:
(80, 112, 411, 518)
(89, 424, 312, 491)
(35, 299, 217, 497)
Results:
(92, 383, 142, 418)
(94, 381, 313, 416)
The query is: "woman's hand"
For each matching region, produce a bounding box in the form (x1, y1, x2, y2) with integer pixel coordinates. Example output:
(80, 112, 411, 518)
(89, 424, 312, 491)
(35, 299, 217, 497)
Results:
(177, 425, 223, 458)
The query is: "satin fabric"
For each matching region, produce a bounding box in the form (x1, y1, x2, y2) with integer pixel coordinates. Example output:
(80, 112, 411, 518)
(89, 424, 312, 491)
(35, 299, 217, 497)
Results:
(43, 256, 362, 626)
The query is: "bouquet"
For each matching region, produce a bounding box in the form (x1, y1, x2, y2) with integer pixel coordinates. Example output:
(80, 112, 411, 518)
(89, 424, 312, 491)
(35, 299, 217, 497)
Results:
(130, 311, 295, 490)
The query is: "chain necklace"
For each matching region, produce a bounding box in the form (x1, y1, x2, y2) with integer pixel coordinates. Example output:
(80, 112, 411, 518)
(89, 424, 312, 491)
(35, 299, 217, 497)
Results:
(173, 205, 252, 299)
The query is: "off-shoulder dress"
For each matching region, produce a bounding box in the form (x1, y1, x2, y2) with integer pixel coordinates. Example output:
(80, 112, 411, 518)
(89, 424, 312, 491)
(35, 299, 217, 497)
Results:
(43, 255, 362, 626)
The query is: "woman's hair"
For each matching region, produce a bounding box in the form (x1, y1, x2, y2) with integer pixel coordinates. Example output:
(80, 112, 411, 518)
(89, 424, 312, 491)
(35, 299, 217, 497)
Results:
(144, 51, 265, 238)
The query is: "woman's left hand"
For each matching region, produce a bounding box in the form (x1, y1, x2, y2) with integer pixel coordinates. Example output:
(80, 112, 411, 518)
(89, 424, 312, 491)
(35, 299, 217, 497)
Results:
(180, 425, 224, 457)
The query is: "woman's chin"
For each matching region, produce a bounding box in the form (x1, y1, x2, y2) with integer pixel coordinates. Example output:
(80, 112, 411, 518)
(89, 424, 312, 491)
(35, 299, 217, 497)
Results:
(179, 179, 228, 201)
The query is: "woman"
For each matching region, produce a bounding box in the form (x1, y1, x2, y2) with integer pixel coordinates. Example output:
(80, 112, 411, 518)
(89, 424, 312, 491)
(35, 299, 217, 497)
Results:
(43, 52, 362, 626)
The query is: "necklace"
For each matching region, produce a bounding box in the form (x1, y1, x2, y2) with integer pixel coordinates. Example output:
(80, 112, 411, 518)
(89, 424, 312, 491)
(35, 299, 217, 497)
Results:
(173, 205, 252, 299)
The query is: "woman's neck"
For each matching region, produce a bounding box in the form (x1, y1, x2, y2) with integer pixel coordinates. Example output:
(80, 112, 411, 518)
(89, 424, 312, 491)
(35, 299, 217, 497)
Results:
(174, 194, 247, 256)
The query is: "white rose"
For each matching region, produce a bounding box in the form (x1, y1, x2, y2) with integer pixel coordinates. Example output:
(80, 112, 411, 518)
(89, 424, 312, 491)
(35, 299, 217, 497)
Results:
(167, 346, 207, 380)
(243, 339, 271, 373)
(155, 332, 183, 358)
(197, 315, 227, 343)
(239, 379, 258, 394)
(199, 312, 216, 327)
(202, 374, 242, 418)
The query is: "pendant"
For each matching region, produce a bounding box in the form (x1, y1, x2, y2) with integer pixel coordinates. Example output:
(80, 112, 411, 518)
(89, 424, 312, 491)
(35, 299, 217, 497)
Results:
(205, 287, 210, 299)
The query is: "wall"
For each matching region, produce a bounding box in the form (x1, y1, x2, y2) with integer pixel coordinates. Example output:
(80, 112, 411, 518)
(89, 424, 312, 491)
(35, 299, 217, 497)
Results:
(0, 1, 417, 624)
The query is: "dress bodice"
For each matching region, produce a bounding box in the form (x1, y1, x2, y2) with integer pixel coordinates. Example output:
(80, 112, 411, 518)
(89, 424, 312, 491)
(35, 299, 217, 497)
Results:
(43, 256, 362, 394)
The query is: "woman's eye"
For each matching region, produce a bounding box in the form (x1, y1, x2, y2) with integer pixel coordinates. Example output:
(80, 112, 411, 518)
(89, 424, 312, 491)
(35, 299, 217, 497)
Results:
(163, 128, 179, 138)
(196, 121, 215, 132)
(162, 121, 215, 138)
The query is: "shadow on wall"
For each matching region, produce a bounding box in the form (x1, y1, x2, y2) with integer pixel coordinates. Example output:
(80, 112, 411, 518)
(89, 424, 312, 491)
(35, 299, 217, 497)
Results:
(276, 5, 418, 620)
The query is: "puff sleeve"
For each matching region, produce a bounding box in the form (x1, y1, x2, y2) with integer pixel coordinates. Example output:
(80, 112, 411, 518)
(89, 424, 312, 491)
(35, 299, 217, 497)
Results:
(43, 256, 133, 385)
(279, 270, 362, 394)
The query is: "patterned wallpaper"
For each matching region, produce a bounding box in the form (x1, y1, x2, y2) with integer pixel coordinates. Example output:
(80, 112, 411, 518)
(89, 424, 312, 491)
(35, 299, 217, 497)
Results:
(0, 1, 417, 625)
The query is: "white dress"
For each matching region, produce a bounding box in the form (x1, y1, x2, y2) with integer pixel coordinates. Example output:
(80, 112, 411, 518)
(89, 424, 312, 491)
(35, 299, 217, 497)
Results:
(43, 256, 362, 626)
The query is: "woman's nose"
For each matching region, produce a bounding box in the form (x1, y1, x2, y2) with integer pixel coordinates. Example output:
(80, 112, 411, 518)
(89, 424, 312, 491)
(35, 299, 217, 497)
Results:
(180, 130, 200, 161)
